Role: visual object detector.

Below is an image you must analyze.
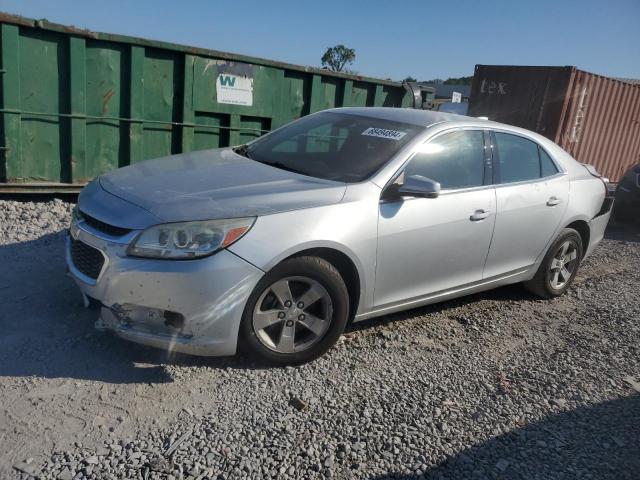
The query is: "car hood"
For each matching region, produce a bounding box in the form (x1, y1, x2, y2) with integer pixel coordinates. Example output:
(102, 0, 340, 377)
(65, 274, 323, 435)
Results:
(95, 148, 347, 227)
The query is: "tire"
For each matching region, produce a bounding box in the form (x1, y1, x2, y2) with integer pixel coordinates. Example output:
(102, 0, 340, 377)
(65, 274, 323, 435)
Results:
(524, 228, 583, 299)
(239, 256, 349, 366)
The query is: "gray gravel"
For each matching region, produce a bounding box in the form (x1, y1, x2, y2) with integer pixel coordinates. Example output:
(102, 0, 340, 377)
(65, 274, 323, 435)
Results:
(1, 198, 639, 480)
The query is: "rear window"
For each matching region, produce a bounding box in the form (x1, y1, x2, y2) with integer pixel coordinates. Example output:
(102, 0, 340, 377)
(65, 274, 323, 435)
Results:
(494, 132, 560, 183)
(539, 147, 559, 176)
(238, 112, 423, 182)
(494, 133, 541, 183)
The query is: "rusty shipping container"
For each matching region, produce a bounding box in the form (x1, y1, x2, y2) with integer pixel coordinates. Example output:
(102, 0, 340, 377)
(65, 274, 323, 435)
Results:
(469, 65, 640, 182)
(0, 13, 433, 193)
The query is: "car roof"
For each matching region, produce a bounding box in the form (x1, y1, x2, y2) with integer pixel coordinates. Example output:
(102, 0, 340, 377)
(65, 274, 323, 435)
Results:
(330, 107, 559, 147)
(329, 107, 484, 128)
(328, 107, 578, 172)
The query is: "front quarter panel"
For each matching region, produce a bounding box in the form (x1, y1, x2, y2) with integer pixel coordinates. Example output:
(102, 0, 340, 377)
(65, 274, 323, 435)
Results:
(228, 183, 380, 316)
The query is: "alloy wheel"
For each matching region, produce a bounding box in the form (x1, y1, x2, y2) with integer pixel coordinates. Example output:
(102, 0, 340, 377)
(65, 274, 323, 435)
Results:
(252, 276, 333, 353)
(548, 240, 579, 289)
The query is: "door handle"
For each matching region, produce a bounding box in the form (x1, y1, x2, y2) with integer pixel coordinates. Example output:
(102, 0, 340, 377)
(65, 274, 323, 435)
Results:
(546, 196, 562, 206)
(469, 209, 490, 221)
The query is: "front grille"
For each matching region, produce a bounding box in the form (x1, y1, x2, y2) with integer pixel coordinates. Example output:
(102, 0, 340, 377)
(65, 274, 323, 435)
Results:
(80, 210, 131, 237)
(70, 239, 105, 280)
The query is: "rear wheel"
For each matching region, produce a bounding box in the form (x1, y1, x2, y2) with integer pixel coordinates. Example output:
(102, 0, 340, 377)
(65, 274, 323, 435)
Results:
(525, 228, 583, 298)
(239, 256, 349, 365)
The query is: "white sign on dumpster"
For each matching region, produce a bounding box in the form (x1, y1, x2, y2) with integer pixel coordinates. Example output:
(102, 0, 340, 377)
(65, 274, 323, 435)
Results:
(452, 91, 462, 103)
(216, 73, 253, 106)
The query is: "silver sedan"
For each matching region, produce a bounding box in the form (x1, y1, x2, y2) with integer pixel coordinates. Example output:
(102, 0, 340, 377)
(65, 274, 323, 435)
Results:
(67, 108, 613, 365)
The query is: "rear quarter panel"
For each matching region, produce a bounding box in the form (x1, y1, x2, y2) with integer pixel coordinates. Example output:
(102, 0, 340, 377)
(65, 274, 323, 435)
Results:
(556, 147, 609, 258)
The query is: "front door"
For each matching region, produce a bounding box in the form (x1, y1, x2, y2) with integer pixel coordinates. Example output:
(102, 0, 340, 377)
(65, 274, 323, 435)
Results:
(374, 129, 496, 309)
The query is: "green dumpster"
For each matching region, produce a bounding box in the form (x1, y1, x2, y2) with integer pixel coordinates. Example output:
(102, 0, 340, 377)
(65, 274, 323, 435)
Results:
(0, 12, 433, 193)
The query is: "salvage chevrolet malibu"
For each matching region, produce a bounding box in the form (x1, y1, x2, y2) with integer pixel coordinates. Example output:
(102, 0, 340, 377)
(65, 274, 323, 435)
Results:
(67, 108, 613, 365)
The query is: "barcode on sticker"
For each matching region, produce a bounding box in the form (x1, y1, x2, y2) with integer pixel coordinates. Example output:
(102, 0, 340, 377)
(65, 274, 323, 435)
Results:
(361, 127, 407, 140)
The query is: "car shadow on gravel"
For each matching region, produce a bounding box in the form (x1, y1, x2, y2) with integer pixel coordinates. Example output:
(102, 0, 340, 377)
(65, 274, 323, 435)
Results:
(0, 231, 179, 384)
(0, 230, 270, 381)
(373, 394, 640, 480)
(2, 222, 637, 382)
(346, 282, 540, 335)
(0, 230, 541, 380)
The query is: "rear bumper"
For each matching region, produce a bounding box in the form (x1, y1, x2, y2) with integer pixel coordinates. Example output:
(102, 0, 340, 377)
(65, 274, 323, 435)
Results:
(66, 222, 264, 356)
(584, 197, 614, 260)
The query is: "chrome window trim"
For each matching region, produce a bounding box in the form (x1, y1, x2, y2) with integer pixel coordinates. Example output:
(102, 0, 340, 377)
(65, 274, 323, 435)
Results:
(379, 123, 571, 199)
(438, 183, 497, 196)
(492, 171, 568, 190)
(489, 127, 567, 175)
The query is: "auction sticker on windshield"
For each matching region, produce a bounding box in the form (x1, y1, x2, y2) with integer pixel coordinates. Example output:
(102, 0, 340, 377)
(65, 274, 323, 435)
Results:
(361, 127, 408, 140)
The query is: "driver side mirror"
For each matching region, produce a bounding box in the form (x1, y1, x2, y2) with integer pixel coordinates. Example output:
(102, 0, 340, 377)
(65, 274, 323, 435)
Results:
(398, 174, 441, 198)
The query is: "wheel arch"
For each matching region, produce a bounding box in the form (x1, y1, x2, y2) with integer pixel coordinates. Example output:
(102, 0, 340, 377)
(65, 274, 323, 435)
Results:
(284, 246, 362, 321)
(565, 219, 590, 258)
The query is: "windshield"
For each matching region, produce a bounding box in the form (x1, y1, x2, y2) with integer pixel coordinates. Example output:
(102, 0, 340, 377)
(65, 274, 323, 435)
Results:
(236, 111, 424, 182)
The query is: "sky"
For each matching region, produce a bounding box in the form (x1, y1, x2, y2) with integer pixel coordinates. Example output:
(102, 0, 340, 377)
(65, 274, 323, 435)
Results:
(1, 0, 639, 81)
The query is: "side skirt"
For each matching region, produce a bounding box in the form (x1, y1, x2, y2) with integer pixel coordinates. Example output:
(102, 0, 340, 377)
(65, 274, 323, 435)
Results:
(354, 267, 533, 322)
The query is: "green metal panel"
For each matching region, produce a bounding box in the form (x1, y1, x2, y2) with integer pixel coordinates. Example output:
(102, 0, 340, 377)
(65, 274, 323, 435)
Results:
(69, 36, 87, 182)
(143, 48, 179, 160)
(351, 81, 373, 107)
(318, 76, 341, 111)
(1, 23, 21, 183)
(239, 115, 270, 145)
(181, 54, 195, 153)
(128, 45, 144, 164)
(193, 112, 229, 151)
(84, 40, 126, 179)
(19, 29, 68, 182)
(0, 12, 416, 191)
(282, 71, 310, 120)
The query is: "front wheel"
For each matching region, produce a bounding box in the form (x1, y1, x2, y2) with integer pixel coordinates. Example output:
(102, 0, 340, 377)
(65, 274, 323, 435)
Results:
(525, 228, 583, 299)
(239, 256, 349, 365)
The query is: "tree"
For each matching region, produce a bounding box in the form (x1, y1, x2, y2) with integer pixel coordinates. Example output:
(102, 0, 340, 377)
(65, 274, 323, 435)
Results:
(403, 76, 417, 83)
(321, 45, 355, 72)
(443, 76, 473, 86)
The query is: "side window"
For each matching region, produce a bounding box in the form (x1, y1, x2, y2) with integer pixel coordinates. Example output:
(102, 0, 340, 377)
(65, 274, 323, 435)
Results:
(539, 147, 559, 177)
(494, 133, 541, 183)
(404, 130, 485, 189)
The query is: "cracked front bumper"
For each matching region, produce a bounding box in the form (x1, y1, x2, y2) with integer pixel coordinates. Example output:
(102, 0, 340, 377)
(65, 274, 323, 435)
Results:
(66, 221, 264, 356)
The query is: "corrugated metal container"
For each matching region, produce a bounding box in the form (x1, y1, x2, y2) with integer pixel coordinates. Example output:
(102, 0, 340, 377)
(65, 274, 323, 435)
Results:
(0, 13, 427, 193)
(469, 65, 640, 182)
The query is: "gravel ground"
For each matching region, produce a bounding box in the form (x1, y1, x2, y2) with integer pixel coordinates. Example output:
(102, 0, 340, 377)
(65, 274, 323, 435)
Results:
(1, 198, 639, 480)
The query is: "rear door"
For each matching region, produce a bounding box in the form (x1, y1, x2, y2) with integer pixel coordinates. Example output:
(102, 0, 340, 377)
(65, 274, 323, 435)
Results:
(375, 129, 496, 308)
(483, 131, 569, 279)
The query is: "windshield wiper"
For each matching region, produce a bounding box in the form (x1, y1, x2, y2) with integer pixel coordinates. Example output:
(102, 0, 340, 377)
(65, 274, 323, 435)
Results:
(232, 144, 252, 159)
(261, 161, 308, 176)
(234, 145, 307, 176)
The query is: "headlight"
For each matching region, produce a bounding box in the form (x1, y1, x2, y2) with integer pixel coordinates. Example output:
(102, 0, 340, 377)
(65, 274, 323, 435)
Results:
(127, 217, 255, 259)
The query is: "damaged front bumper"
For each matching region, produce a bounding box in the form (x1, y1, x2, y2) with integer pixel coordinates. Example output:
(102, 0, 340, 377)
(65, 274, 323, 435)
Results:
(66, 219, 264, 356)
